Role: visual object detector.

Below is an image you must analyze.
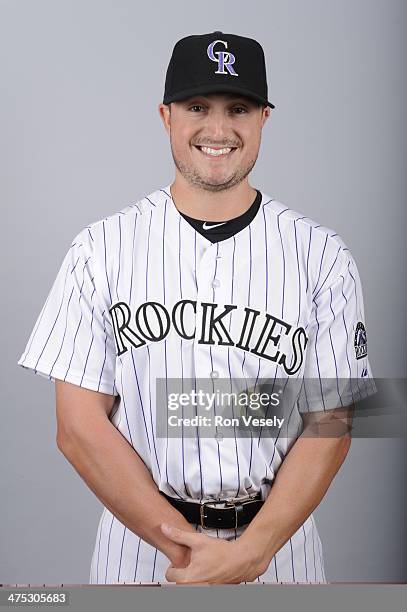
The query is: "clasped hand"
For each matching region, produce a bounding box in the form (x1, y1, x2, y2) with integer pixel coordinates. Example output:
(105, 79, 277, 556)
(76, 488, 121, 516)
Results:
(161, 522, 267, 584)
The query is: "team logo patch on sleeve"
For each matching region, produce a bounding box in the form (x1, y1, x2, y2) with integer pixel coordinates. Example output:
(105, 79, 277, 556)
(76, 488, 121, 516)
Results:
(354, 321, 368, 359)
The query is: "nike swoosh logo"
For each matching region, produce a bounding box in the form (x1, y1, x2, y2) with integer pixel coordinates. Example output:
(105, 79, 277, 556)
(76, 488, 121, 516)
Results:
(202, 221, 227, 230)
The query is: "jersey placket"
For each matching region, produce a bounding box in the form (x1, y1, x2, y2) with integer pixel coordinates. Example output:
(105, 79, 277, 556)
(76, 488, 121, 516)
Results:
(193, 238, 240, 499)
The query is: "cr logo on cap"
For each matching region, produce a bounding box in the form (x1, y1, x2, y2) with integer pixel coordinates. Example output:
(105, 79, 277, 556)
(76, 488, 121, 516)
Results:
(207, 39, 238, 77)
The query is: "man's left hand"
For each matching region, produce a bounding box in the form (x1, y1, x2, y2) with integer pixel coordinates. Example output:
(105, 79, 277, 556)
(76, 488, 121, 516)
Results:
(161, 522, 268, 584)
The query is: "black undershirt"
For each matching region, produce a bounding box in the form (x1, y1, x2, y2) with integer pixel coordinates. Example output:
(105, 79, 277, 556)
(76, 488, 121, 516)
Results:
(179, 189, 262, 243)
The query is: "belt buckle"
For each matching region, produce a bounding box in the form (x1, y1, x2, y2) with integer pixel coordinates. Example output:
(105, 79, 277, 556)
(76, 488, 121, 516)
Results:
(200, 494, 260, 530)
(199, 501, 211, 529)
(199, 499, 233, 529)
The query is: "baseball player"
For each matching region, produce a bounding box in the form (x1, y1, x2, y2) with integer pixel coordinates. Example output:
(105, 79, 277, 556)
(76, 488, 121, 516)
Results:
(17, 31, 375, 584)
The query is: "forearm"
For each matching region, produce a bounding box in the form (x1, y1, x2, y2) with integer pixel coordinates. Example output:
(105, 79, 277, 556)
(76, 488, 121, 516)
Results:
(238, 432, 351, 571)
(58, 414, 196, 566)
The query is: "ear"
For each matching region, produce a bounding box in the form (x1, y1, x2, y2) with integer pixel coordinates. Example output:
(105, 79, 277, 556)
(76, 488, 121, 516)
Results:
(158, 103, 171, 135)
(261, 106, 271, 127)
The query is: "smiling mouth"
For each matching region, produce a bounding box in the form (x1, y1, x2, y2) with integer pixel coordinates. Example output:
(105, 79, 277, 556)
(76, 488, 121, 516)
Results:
(194, 145, 238, 158)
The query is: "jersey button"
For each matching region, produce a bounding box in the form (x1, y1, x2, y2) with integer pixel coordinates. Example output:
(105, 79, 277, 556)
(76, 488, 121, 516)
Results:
(210, 370, 219, 379)
(215, 432, 224, 442)
(212, 278, 221, 288)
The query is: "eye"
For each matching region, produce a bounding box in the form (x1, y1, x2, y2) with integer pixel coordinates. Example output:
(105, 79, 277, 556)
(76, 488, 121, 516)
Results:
(187, 104, 248, 113)
(231, 106, 248, 114)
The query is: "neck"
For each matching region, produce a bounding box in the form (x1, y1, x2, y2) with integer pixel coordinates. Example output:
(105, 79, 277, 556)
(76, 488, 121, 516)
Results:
(169, 176, 257, 221)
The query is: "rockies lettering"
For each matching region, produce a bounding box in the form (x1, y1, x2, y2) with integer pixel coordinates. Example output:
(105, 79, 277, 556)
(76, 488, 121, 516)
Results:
(109, 299, 308, 376)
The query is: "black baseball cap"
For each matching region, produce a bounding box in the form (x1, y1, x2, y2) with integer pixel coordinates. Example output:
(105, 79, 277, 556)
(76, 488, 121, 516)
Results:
(163, 31, 275, 109)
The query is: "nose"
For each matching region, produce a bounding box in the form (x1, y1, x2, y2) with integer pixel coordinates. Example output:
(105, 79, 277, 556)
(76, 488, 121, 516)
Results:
(203, 109, 235, 146)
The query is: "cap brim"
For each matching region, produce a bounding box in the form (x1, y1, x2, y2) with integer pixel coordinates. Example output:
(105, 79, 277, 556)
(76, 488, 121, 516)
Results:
(163, 83, 275, 109)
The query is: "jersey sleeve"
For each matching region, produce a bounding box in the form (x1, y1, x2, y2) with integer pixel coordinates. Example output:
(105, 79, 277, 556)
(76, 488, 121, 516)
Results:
(297, 246, 376, 413)
(17, 228, 118, 396)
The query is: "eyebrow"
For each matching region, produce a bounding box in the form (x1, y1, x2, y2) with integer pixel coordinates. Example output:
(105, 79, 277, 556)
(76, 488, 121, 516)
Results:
(182, 96, 253, 105)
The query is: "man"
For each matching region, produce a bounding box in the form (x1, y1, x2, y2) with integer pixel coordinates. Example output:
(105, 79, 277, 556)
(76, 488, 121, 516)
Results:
(17, 31, 375, 584)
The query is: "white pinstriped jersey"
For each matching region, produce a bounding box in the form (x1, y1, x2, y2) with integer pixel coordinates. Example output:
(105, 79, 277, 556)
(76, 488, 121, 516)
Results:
(18, 184, 375, 584)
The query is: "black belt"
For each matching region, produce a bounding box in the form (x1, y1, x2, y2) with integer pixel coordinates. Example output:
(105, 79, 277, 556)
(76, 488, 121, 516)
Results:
(161, 491, 264, 530)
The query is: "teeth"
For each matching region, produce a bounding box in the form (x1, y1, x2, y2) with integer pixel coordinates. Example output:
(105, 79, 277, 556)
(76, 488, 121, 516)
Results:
(200, 146, 233, 156)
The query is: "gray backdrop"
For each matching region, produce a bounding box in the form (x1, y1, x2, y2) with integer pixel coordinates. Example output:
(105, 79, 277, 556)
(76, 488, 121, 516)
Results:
(1, 0, 406, 583)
